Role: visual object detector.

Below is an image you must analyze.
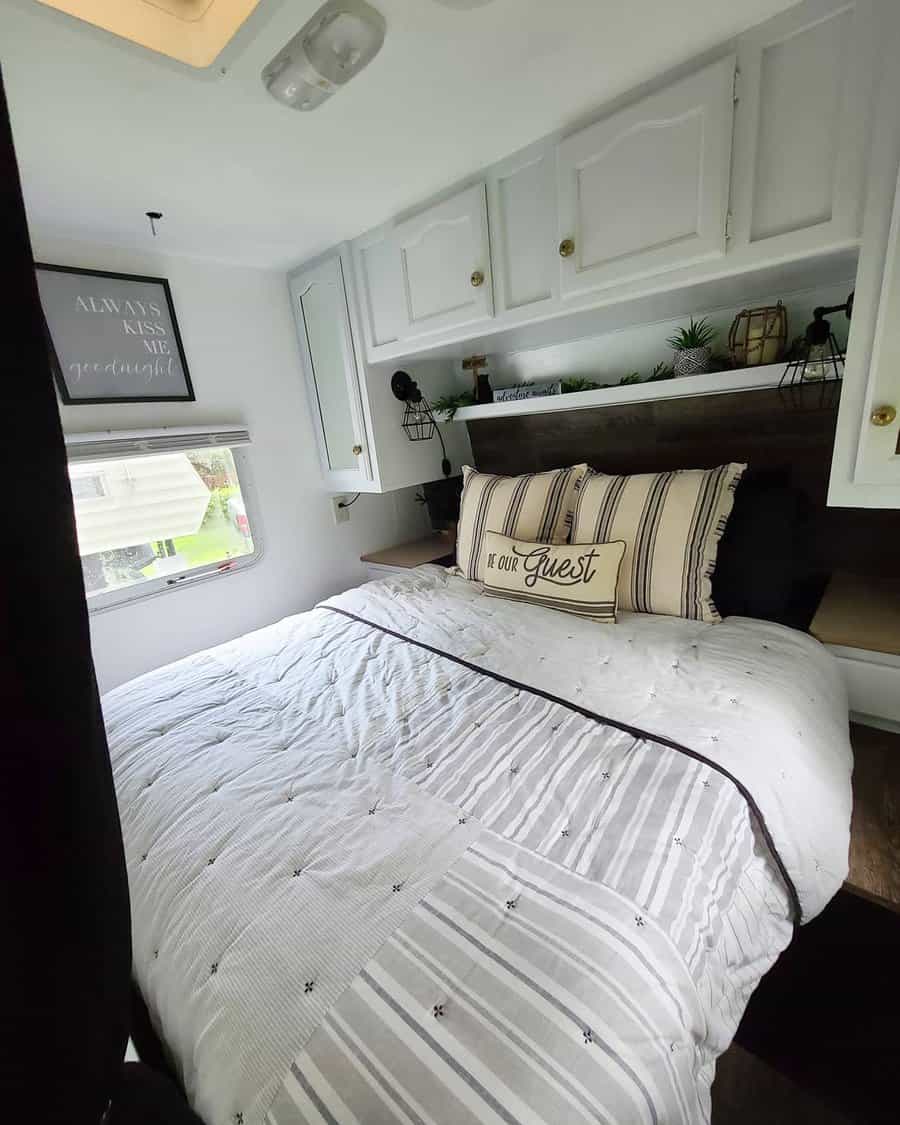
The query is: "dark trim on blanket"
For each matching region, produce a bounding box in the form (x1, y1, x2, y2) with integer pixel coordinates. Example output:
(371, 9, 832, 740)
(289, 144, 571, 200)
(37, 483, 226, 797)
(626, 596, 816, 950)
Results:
(324, 604, 803, 924)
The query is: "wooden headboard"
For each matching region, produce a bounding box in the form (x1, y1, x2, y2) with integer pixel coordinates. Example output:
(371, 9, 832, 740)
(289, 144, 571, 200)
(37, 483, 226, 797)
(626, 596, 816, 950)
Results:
(465, 383, 900, 579)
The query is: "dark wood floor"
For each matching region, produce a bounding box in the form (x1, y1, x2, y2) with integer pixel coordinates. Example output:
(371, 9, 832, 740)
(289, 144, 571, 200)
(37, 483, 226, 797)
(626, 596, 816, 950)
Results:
(712, 895, 899, 1123)
(845, 723, 900, 912)
(713, 1043, 855, 1124)
(710, 723, 900, 1124)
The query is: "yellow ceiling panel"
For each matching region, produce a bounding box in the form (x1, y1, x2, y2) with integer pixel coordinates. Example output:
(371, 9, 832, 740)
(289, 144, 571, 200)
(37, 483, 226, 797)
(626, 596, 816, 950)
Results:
(36, 0, 264, 67)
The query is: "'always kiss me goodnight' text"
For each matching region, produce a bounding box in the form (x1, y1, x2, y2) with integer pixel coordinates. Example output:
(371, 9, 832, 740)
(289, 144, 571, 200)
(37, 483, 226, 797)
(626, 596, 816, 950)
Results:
(68, 294, 176, 382)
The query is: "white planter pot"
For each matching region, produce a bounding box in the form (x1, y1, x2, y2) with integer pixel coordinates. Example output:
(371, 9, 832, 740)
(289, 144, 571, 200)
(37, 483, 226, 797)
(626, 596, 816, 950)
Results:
(673, 346, 712, 376)
(670, 344, 715, 375)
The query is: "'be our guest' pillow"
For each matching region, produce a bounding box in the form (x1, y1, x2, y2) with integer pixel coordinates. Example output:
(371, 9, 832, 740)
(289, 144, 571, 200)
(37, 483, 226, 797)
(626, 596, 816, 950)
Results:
(481, 531, 626, 622)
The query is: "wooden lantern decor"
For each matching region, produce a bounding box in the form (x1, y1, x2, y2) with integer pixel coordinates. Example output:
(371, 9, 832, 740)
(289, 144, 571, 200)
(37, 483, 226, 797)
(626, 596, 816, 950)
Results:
(728, 302, 788, 368)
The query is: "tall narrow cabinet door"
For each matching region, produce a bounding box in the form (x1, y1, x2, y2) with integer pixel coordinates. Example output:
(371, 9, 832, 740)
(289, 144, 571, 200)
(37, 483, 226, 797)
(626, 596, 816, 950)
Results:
(850, 163, 900, 490)
(352, 225, 405, 355)
(488, 142, 558, 317)
(394, 183, 493, 339)
(557, 56, 735, 298)
(827, 2, 900, 508)
(730, 0, 877, 264)
(289, 255, 374, 492)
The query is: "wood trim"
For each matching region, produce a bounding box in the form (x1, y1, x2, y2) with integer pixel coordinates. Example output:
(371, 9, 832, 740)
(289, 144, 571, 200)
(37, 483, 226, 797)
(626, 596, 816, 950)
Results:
(360, 533, 455, 568)
(812, 572, 900, 655)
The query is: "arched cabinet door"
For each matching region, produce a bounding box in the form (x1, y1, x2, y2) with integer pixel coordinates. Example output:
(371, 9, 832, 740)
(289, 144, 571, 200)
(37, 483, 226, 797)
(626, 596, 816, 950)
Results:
(392, 182, 494, 339)
(289, 253, 375, 492)
(557, 55, 735, 298)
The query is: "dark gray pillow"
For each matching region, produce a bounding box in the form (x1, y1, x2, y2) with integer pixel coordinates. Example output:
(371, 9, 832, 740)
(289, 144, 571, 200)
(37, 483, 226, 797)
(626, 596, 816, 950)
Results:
(712, 470, 811, 627)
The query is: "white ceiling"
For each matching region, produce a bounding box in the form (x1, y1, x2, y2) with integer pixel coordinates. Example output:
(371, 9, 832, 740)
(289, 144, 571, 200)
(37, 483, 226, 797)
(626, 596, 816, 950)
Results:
(2, 0, 797, 270)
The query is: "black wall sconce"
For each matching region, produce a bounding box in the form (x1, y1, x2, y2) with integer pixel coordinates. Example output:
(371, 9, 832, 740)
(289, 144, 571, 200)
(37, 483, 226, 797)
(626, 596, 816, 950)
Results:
(391, 370, 451, 476)
(780, 291, 853, 386)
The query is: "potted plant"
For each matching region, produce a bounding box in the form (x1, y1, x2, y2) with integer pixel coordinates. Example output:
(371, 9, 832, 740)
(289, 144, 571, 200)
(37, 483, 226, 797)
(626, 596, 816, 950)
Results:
(666, 317, 717, 376)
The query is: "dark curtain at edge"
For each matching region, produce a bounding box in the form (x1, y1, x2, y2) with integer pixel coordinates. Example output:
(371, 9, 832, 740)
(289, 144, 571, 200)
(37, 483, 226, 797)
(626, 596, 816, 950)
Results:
(0, 63, 132, 1122)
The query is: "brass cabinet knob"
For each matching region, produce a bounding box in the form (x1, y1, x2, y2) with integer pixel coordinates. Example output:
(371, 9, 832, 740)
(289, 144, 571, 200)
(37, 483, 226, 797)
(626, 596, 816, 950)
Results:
(470, 270, 485, 288)
(352, 444, 363, 455)
(559, 238, 575, 258)
(870, 405, 897, 427)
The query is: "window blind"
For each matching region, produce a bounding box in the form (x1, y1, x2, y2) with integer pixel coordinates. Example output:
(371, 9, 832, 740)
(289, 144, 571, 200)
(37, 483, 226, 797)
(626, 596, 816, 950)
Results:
(65, 425, 252, 463)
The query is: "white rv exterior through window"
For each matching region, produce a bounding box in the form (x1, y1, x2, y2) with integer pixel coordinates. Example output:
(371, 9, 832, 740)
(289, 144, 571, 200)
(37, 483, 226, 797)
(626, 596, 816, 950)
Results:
(65, 427, 259, 611)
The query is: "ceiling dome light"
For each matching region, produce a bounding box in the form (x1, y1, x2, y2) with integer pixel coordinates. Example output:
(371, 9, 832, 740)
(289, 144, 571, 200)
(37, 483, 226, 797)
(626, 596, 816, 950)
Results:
(262, 0, 386, 112)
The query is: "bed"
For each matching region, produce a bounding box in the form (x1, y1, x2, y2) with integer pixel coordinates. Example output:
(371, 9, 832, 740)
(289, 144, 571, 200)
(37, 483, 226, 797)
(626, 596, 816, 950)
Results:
(106, 566, 852, 1125)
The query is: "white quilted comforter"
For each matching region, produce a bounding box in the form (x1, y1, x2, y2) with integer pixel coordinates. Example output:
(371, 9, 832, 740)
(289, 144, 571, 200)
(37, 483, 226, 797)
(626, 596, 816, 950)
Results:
(105, 568, 853, 1125)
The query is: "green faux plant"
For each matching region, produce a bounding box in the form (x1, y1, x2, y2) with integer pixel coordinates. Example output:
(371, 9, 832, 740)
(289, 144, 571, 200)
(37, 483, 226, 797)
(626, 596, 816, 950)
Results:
(647, 362, 675, 381)
(618, 372, 642, 385)
(561, 377, 601, 393)
(666, 317, 717, 351)
(430, 391, 475, 420)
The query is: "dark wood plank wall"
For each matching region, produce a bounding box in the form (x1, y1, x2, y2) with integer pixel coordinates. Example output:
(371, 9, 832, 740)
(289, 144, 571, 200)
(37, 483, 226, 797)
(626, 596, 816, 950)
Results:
(466, 383, 900, 578)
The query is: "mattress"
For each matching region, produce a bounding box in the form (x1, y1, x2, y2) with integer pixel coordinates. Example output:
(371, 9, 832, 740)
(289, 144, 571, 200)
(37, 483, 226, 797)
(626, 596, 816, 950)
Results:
(105, 567, 853, 1125)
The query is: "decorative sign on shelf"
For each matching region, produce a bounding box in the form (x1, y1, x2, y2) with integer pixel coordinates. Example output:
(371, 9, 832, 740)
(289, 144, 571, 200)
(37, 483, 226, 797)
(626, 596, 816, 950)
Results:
(36, 264, 194, 404)
(493, 380, 562, 403)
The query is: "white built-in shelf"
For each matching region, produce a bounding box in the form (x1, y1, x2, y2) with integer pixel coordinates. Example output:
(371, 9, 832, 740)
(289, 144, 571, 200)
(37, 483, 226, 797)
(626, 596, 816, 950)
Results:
(450, 364, 789, 423)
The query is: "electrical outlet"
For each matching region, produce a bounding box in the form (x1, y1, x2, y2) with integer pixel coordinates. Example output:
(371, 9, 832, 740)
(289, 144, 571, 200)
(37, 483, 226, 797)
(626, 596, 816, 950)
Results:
(331, 495, 351, 525)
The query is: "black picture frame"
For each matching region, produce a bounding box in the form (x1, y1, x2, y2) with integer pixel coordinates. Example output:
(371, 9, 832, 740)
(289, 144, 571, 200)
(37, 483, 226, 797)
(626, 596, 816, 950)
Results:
(36, 263, 195, 405)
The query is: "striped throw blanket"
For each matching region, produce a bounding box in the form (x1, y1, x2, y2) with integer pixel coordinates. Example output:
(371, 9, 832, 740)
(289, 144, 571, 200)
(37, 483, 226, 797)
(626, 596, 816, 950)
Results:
(105, 568, 851, 1125)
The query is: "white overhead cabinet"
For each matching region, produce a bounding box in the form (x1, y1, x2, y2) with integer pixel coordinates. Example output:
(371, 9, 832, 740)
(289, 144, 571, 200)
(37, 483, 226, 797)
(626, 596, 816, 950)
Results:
(354, 183, 493, 355)
(394, 183, 493, 338)
(348, 1, 880, 365)
(291, 0, 898, 505)
(854, 167, 900, 488)
(487, 142, 558, 317)
(353, 226, 406, 351)
(289, 248, 473, 495)
(556, 56, 736, 298)
(729, 0, 877, 264)
(829, 3, 900, 509)
(289, 253, 374, 492)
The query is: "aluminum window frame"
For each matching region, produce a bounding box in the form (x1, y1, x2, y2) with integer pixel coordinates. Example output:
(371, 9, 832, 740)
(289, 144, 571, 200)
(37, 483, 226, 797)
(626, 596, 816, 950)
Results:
(71, 443, 264, 614)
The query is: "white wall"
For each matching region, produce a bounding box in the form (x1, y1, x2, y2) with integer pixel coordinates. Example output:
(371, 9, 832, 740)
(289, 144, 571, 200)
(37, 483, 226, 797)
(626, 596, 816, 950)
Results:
(34, 235, 434, 692)
(366, 359, 471, 493)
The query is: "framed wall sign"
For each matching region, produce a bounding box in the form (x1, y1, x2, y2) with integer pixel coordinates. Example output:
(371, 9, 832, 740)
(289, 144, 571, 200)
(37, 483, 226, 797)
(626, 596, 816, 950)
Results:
(35, 264, 194, 404)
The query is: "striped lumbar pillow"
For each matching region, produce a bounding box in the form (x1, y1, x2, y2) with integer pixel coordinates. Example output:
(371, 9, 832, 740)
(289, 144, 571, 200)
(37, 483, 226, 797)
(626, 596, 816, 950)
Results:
(482, 531, 626, 622)
(570, 463, 746, 621)
(457, 463, 591, 582)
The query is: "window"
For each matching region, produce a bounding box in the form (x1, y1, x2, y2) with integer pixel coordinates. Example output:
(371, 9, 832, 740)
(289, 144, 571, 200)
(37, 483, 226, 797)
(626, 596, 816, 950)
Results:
(66, 429, 259, 610)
